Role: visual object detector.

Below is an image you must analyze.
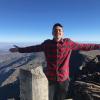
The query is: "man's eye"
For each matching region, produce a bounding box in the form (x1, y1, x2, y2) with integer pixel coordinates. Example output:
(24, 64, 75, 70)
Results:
(59, 30, 62, 32)
(54, 30, 61, 32)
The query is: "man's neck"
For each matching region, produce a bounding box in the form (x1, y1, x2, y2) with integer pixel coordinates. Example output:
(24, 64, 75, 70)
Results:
(53, 38, 63, 42)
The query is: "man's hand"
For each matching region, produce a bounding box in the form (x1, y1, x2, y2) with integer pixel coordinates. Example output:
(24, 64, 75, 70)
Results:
(9, 45, 19, 53)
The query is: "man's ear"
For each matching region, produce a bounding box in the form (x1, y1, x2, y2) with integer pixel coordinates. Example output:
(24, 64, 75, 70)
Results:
(52, 32, 55, 37)
(52, 30, 54, 36)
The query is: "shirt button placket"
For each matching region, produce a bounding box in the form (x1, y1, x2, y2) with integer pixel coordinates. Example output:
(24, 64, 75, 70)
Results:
(57, 43, 59, 81)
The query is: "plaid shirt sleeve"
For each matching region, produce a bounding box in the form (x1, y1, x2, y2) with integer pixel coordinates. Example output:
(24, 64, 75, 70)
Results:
(18, 40, 46, 53)
(68, 39, 100, 51)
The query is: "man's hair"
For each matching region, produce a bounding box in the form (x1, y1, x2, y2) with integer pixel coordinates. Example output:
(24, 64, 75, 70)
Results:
(52, 23, 63, 30)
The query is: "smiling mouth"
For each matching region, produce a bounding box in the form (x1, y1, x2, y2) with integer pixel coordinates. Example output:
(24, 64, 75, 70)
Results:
(55, 33, 61, 36)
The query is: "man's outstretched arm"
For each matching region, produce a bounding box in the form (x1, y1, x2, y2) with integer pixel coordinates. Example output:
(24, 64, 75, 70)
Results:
(9, 41, 46, 53)
(68, 39, 100, 51)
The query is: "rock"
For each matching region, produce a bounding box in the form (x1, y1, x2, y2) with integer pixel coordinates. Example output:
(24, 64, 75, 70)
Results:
(20, 66, 48, 100)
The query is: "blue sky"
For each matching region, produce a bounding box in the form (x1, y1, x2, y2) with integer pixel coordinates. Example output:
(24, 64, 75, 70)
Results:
(0, 0, 100, 43)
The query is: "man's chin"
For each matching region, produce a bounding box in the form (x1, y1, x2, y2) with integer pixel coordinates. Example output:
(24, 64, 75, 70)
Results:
(57, 37, 62, 39)
(54, 37, 62, 41)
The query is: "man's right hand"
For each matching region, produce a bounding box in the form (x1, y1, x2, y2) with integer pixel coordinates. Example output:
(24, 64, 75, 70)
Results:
(9, 45, 19, 53)
(9, 48, 18, 52)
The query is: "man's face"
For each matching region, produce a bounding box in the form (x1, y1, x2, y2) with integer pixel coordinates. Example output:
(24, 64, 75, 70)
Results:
(52, 26, 64, 41)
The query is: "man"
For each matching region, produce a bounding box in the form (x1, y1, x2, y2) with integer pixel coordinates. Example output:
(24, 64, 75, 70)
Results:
(10, 23, 100, 100)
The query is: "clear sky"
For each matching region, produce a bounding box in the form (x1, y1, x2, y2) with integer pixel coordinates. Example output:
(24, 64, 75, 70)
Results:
(0, 0, 100, 43)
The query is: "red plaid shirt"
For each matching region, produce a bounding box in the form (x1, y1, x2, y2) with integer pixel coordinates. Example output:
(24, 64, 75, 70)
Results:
(18, 38, 100, 82)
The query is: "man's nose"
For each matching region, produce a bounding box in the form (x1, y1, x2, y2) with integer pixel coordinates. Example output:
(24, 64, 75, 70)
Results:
(56, 30, 60, 33)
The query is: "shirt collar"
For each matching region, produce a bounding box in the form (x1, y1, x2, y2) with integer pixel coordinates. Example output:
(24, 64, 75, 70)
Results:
(52, 38, 63, 43)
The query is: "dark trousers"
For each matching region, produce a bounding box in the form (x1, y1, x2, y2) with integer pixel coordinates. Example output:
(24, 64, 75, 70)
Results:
(49, 80, 69, 100)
